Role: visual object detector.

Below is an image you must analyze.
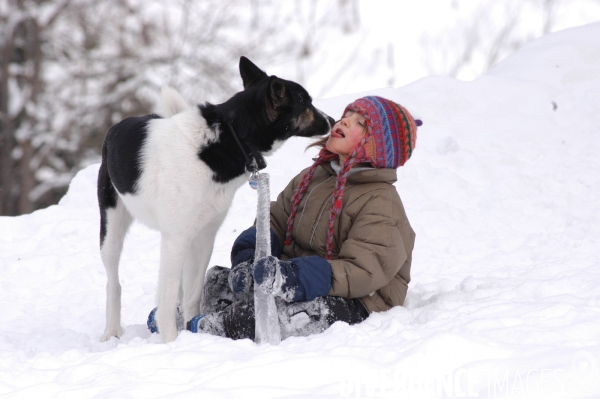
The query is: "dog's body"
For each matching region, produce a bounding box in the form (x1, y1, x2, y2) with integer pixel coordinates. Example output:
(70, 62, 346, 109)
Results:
(98, 57, 334, 342)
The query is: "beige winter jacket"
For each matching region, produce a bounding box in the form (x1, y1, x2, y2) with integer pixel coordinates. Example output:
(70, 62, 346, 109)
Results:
(270, 162, 415, 313)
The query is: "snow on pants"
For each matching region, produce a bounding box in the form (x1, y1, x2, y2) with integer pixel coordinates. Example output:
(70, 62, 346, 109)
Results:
(196, 266, 369, 340)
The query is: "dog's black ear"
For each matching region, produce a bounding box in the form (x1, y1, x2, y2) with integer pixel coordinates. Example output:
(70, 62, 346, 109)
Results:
(240, 56, 267, 89)
(269, 78, 289, 110)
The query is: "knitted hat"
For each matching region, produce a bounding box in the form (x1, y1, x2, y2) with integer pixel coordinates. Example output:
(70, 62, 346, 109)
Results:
(284, 96, 421, 259)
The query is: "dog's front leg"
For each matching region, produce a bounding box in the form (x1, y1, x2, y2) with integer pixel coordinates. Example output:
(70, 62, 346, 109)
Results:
(181, 211, 227, 322)
(180, 236, 209, 323)
(156, 235, 188, 343)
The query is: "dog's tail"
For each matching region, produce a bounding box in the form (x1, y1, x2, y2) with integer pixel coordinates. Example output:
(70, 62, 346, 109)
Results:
(161, 86, 190, 117)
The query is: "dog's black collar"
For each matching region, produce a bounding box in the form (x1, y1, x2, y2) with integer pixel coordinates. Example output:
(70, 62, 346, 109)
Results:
(225, 121, 267, 173)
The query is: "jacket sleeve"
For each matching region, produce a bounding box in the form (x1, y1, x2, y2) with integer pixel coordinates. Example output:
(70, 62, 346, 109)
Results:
(328, 187, 408, 299)
(269, 169, 307, 251)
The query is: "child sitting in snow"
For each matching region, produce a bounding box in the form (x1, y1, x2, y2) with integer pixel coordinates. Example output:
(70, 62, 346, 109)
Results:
(148, 96, 421, 340)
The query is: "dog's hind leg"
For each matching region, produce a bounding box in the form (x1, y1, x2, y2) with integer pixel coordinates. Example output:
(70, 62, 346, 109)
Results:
(181, 211, 228, 323)
(98, 163, 133, 341)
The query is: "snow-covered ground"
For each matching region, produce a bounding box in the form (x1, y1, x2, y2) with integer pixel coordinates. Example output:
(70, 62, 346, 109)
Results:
(1, 23, 600, 399)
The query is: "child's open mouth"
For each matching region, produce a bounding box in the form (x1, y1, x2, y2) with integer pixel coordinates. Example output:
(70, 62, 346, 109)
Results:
(332, 128, 345, 138)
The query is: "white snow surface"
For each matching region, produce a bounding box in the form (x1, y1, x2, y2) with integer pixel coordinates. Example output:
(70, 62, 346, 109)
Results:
(1, 23, 600, 398)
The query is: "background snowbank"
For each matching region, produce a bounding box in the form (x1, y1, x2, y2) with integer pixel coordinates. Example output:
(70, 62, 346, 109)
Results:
(1, 23, 599, 398)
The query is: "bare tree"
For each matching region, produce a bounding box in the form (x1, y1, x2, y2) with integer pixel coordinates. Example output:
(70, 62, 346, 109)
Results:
(422, 0, 560, 80)
(1, 0, 74, 215)
(289, 0, 363, 95)
(0, 0, 325, 216)
(339, 0, 360, 34)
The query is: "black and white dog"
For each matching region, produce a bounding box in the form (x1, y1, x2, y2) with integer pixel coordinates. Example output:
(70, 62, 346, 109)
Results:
(97, 57, 334, 342)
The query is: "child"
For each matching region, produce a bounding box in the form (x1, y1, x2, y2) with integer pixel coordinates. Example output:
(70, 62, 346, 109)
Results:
(148, 96, 421, 340)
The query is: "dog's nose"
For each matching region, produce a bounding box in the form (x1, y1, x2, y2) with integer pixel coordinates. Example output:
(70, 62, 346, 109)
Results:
(327, 116, 336, 128)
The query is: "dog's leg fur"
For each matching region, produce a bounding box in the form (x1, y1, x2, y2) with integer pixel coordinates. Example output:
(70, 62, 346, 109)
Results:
(99, 198, 133, 341)
(155, 234, 190, 342)
(180, 210, 228, 321)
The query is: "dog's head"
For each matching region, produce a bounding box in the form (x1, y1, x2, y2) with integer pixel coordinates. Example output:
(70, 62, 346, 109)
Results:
(226, 57, 335, 154)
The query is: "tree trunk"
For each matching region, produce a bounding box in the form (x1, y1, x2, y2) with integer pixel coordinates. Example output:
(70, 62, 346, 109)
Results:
(18, 139, 35, 214)
(17, 19, 43, 215)
(0, 21, 17, 215)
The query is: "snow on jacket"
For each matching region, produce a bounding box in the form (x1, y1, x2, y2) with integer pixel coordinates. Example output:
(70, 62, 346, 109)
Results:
(269, 161, 415, 313)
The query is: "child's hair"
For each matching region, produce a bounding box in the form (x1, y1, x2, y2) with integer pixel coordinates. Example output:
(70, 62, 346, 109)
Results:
(306, 135, 329, 150)
(289, 96, 421, 259)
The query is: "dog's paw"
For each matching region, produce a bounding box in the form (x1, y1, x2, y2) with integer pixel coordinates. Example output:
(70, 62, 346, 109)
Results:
(156, 307, 181, 342)
(160, 325, 179, 343)
(100, 326, 124, 342)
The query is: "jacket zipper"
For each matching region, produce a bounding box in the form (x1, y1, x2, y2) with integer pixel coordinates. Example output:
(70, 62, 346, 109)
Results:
(309, 192, 334, 250)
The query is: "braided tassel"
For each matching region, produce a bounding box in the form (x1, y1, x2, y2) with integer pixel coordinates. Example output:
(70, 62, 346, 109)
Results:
(284, 149, 337, 246)
(323, 133, 371, 259)
(284, 161, 321, 246)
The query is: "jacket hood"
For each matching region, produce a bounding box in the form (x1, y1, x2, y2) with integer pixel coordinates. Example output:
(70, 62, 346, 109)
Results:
(319, 161, 398, 185)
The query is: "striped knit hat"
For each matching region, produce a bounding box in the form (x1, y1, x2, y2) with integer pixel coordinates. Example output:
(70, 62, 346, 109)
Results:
(285, 96, 421, 259)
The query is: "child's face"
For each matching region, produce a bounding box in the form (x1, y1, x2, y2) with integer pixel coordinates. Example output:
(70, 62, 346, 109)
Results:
(326, 110, 367, 161)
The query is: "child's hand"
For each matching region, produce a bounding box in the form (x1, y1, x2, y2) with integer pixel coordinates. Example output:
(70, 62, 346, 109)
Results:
(253, 256, 297, 301)
(253, 255, 332, 302)
(230, 227, 282, 266)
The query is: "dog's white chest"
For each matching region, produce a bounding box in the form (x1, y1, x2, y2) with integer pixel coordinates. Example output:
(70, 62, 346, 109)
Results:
(118, 114, 244, 232)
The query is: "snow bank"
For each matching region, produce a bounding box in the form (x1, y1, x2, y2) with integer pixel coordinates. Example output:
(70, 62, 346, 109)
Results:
(1, 23, 599, 398)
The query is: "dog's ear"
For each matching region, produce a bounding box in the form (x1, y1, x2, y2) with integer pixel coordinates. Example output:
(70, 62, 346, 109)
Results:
(239, 56, 267, 89)
(269, 78, 289, 110)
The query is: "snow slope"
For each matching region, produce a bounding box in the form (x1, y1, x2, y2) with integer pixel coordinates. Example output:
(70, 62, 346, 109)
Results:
(1, 23, 600, 399)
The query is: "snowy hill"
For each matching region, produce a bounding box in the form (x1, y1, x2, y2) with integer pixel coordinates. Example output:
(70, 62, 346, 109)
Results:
(1, 23, 599, 399)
